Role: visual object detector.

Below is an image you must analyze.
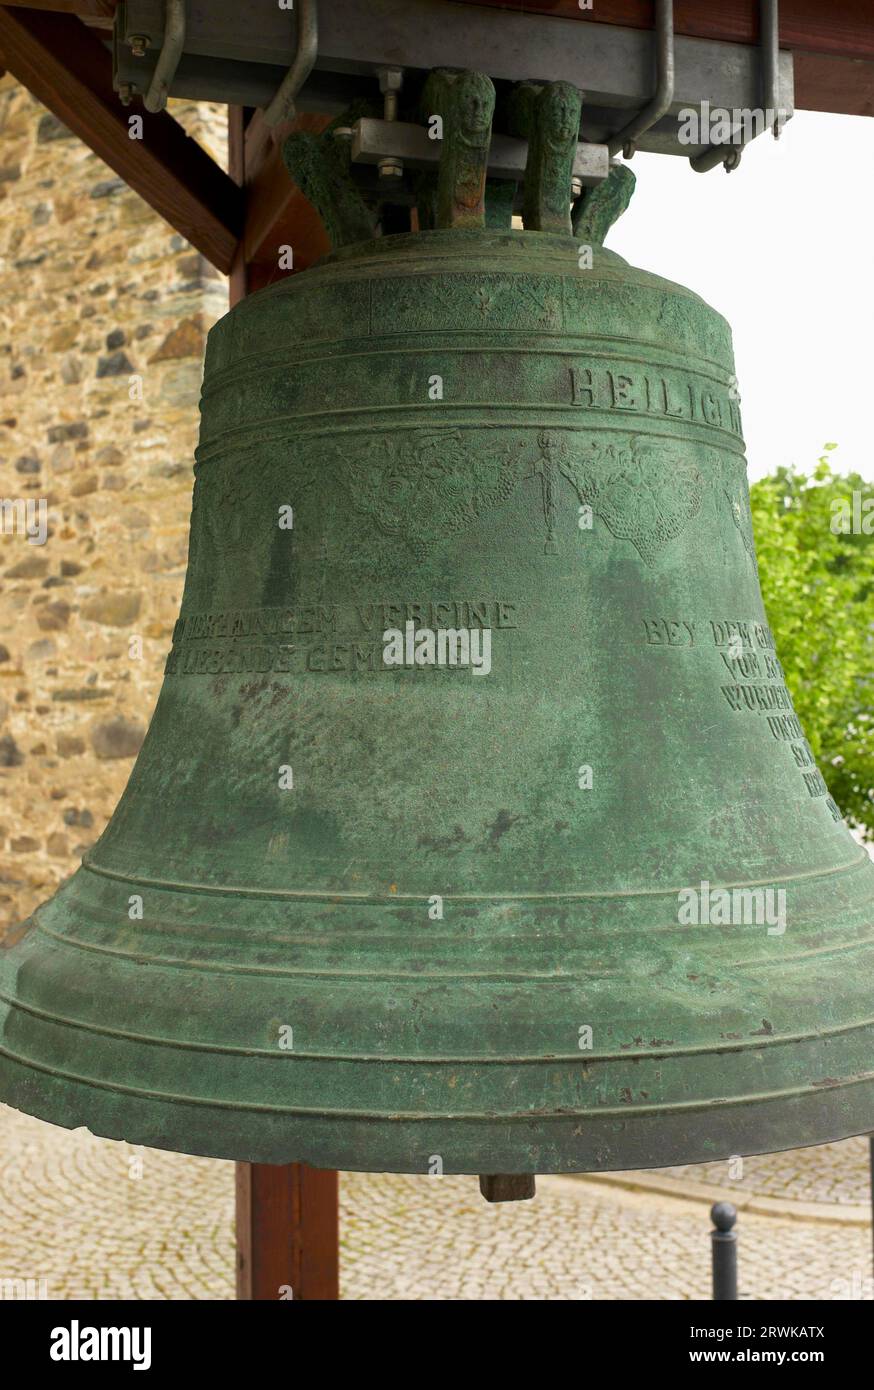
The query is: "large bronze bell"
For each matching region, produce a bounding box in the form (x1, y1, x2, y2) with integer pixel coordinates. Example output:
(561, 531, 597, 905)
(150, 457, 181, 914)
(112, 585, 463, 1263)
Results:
(2, 74, 873, 1181)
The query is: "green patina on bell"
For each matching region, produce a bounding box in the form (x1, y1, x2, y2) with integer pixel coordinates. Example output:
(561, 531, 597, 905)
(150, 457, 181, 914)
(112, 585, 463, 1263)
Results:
(1, 75, 873, 1177)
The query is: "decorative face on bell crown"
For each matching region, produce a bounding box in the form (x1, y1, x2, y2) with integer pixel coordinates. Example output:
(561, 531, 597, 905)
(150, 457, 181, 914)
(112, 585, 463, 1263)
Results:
(543, 81, 582, 146)
(456, 70, 495, 142)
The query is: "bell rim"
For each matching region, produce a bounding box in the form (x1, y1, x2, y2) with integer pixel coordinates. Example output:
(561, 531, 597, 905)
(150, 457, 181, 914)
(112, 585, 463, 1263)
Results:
(2, 1048, 874, 1174)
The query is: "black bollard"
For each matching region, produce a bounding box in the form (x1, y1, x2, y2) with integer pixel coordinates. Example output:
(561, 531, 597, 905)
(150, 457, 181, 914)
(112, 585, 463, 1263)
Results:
(710, 1201, 738, 1300)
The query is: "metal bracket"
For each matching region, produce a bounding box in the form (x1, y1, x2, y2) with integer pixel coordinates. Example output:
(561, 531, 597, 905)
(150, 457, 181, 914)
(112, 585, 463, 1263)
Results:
(762, 0, 784, 138)
(263, 0, 319, 128)
(691, 0, 783, 172)
(143, 0, 185, 114)
(607, 0, 674, 159)
(112, 0, 794, 163)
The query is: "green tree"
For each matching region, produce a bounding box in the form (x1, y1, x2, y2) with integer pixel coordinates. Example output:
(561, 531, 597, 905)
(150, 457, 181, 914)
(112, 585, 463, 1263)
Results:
(751, 445, 874, 839)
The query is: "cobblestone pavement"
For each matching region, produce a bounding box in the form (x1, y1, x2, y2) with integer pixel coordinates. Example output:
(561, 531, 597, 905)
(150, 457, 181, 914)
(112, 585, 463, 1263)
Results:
(1, 1106, 871, 1300)
(652, 1136, 871, 1207)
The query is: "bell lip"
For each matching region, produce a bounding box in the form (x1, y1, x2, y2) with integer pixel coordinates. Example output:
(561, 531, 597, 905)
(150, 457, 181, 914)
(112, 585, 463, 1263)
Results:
(5, 849, 873, 1174)
(2, 1058, 874, 1175)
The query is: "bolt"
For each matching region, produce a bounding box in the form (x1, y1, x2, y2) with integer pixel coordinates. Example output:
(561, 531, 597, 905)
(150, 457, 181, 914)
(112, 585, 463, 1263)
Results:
(332, 126, 354, 143)
(128, 34, 149, 58)
(378, 158, 404, 181)
(117, 84, 133, 107)
(377, 66, 404, 124)
(377, 67, 404, 97)
(570, 177, 583, 198)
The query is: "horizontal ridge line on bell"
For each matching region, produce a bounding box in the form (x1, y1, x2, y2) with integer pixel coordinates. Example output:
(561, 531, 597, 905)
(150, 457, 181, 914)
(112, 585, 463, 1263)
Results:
(80, 853, 870, 903)
(3, 1045, 873, 1122)
(194, 431, 748, 475)
(28, 928, 606, 980)
(201, 342, 738, 394)
(194, 415, 748, 467)
(195, 402, 744, 433)
(6, 990, 874, 1065)
(39, 922, 874, 971)
(730, 939, 874, 968)
(255, 264, 721, 329)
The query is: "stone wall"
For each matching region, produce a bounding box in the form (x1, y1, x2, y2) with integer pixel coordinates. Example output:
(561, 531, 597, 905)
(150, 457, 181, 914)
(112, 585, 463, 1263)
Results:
(0, 79, 228, 933)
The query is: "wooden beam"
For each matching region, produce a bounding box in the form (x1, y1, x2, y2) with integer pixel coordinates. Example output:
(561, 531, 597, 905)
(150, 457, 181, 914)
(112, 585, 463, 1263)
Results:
(229, 106, 332, 296)
(454, 1, 874, 115)
(794, 51, 874, 116)
(0, 0, 116, 17)
(455, 1, 874, 60)
(245, 113, 332, 277)
(0, 6, 242, 271)
(235, 1164, 340, 1301)
(8, 0, 873, 59)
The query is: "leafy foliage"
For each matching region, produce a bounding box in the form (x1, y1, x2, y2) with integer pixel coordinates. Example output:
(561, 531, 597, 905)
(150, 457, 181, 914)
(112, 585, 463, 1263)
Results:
(751, 446, 874, 838)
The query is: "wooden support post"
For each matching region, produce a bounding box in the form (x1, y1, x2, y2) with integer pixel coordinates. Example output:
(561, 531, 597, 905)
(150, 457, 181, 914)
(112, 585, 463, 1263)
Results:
(228, 104, 340, 1302)
(227, 105, 332, 297)
(235, 1164, 340, 1301)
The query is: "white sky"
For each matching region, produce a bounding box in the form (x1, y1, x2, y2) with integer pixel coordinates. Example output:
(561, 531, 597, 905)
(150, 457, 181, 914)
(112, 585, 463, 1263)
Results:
(606, 110, 874, 483)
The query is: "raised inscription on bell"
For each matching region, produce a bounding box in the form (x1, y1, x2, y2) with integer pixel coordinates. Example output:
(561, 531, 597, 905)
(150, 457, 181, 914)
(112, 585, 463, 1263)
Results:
(166, 598, 520, 677)
(570, 364, 742, 438)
